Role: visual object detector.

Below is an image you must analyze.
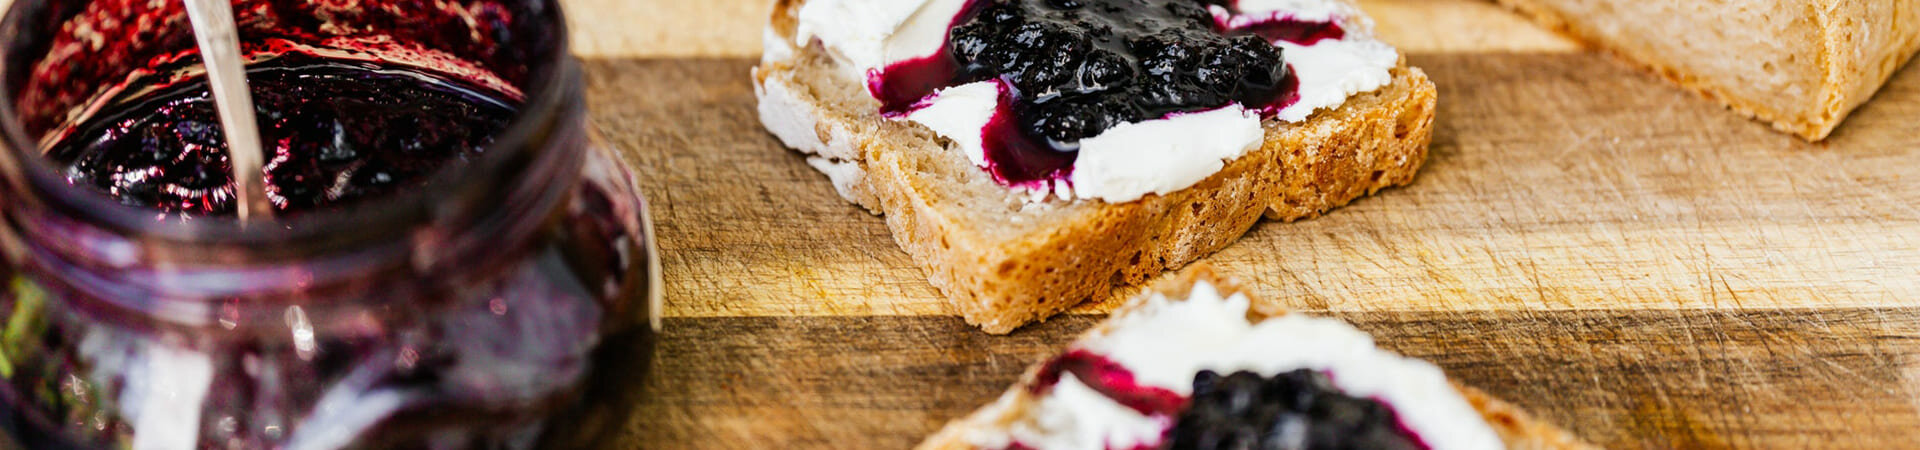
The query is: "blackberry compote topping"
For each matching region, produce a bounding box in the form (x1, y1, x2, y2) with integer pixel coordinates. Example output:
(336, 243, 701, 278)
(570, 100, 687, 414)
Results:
(45, 56, 518, 216)
(1166, 369, 1424, 450)
(873, 0, 1344, 188)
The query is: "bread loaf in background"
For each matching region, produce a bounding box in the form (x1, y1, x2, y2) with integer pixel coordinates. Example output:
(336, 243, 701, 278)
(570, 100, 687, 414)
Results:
(1494, 0, 1920, 140)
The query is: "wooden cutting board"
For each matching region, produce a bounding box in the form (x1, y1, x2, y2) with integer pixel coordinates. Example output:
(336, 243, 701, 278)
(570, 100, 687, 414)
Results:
(0, 0, 1909, 446)
(561, 0, 1920, 448)
(11, 0, 1887, 446)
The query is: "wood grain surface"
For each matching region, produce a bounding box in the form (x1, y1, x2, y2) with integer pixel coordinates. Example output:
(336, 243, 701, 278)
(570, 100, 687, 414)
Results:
(586, 50, 1920, 447)
(610, 309, 1920, 448)
(7, 0, 1914, 447)
(601, 52, 1920, 319)
(565, 0, 1920, 447)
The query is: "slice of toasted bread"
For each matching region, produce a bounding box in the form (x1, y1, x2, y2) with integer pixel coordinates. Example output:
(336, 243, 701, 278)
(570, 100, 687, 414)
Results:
(754, 0, 1438, 334)
(916, 264, 1594, 449)
(1491, 0, 1920, 141)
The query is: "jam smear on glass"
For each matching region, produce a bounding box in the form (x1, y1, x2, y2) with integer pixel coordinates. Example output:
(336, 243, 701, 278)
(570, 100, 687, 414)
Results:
(870, 0, 1345, 188)
(45, 55, 518, 216)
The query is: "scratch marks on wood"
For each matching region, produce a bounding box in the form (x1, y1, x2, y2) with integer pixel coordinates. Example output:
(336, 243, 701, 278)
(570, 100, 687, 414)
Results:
(617, 310, 1920, 448)
(583, 54, 1920, 318)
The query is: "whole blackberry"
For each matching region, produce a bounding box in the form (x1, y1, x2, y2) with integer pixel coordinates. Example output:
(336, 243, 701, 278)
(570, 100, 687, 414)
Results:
(1005, 23, 1089, 92)
(1026, 98, 1128, 149)
(1219, 35, 1290, 103)
(1164, 369, 1423, 450)
(950, 22, 1000, 71)
(1075, 50, 1135, 91)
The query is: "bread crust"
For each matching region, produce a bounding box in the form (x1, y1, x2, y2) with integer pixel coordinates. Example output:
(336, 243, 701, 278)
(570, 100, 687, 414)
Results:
(1492, 0, 1920, 141)
(755, 0, 1437, 334)
(913, 264, 1596, 450)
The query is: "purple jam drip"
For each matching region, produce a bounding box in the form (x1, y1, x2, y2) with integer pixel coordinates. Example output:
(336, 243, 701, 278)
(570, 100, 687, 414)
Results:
(981, 82, 1077, 187)
(1389, 405, 1436, 450)
(1233, 17, 1346, 45)
(1008, 441, 1159, 450)
(868, 0, 1341, 189)
(868, 53, 963, 118)
(1207, 0, 1349, 45)
(1031, 350, 1189, 417)
(868, 0, 990, 116)
(46, 56, 519, 216)
(1247, 68, 1303, 117)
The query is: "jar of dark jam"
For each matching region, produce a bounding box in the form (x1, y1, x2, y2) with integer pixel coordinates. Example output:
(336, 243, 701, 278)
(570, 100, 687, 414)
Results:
(0, 0, 659, 448)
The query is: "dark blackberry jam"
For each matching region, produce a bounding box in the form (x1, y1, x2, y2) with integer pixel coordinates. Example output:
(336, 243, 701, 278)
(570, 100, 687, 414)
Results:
(47, 57, 518, 216)
(0, 0, 658, 448)
(1166, 369, 1425, 450)
(871, 0, 1344, 188)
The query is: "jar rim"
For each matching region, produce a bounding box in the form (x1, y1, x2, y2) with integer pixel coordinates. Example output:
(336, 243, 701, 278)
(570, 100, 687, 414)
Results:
(0, 0, 577, 248)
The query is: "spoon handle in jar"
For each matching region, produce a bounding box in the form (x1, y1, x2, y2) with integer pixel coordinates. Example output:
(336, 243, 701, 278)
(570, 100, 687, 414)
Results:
(181, 0, 275, 221)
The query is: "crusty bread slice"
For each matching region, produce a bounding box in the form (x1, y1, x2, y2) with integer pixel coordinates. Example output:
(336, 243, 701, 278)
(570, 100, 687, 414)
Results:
(915, 264, 1594, 450)
(1491, 0, 1920, 141)
(754, 0, 1437, 334)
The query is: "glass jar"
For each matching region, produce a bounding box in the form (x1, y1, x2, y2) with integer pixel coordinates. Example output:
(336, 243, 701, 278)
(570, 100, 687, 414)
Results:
(0, 0, 660, 448)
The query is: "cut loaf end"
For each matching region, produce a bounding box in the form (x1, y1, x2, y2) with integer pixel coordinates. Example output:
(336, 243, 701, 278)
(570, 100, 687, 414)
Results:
(1494, 0, 1920, 140)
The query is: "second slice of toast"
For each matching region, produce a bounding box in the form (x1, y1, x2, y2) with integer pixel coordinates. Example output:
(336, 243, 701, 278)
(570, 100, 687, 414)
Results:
(755, 0, 1438, 334)
(917, 265, 1594, 449)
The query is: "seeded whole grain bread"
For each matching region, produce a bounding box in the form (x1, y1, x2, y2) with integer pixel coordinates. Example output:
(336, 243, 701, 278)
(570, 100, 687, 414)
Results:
(1491, 0, 1920, 141)
(915, 264, 1595, 450)
(754, 0, 1437, 334)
